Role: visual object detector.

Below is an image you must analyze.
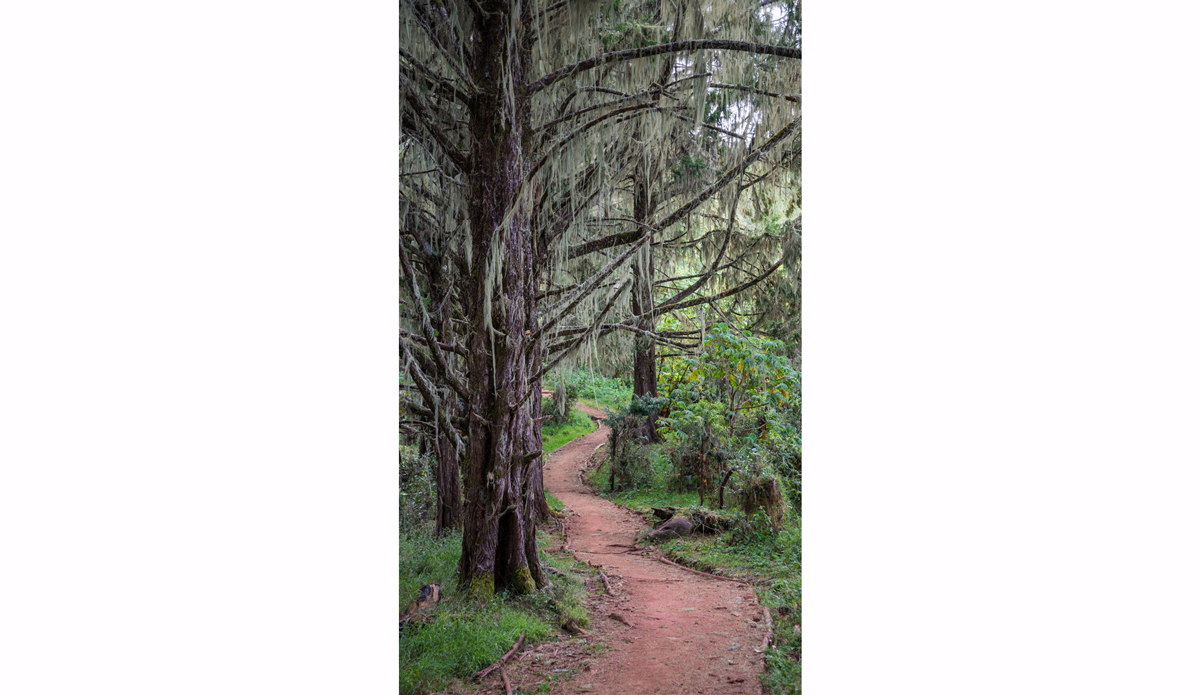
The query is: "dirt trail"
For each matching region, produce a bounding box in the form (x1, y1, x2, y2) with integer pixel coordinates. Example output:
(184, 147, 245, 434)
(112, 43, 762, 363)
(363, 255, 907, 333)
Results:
(541, 403, 765, 695)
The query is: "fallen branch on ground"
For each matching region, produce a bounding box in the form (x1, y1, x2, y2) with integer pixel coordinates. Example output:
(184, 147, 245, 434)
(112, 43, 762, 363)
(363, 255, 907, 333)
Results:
(657, 557, 753, 586)
(572, 551, 603, 569)
(500, 667, 513, 695)
(472, 633, 525, 681)
(599, 571, 614, 595)
(562, 617, 589, 636)
(757, 607, 774, 695)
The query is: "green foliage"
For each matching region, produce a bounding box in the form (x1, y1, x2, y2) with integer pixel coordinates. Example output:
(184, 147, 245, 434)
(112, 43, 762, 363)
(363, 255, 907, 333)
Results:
(586, 445, 701, 510)
(660, 324, 801, 439)
(544, 368, 632, 412)
(541, 407, 596, 453)
(542, 381, 581, 425)
(657, 324, 800, 509)
(657, 398, 728, 502)
(603, 395, 667, 491)
(669, 152, 710, 182)
(399, 445, 436, 532)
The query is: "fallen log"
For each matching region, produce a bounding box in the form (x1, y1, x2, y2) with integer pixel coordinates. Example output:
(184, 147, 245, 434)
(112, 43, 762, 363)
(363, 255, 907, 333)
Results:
(657, 557, 753, 586)
(472, 632, 525, 681)
(760, 607, 773, 651)
(399, 583, 442, 631)
(598, 571, 614, 595)
(500, 667, 513, 695)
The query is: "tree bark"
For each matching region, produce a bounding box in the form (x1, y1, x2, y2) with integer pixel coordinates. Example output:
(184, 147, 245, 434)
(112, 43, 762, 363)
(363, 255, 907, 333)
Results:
(434, 427, 461, 535)
(630, 172, 661, 440)
(457, 0, 546, 599)
(426, 248, 463, 536)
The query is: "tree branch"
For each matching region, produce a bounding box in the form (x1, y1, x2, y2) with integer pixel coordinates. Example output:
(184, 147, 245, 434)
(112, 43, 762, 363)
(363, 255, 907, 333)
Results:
(651, 258, 785, 316)
(708, 82, 800, 104)
(399, 241, 468, 401)
(528, 40, 801, 95)
(532, 228, 650, 344)
(654, 116, 799, 232)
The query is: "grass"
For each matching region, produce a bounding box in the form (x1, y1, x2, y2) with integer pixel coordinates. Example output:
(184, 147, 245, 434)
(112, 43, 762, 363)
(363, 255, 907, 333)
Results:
(399, 525, 596, 695)
(544, 368, 632, 413)
(583, 443, 801, 695)
(541, 407, 596, 452)
(586, 443, 700, 509)
(401, 417, 602, 695)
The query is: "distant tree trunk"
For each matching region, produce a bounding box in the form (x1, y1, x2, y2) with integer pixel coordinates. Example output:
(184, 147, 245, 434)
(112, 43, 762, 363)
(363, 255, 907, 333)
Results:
(630, 173, 660, 440)
(426, 249, 462, 536)
(527, 351, 553, 522)
(457, 2, 546, 599)
(433, 427, 461, 535)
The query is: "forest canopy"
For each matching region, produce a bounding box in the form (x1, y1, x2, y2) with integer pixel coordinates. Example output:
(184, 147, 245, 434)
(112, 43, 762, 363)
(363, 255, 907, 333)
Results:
(400, 0, 800, 599)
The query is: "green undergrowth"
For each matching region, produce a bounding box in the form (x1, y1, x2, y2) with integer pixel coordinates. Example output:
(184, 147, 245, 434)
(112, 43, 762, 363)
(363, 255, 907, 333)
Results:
(541, 407, 596, 453)
(399, 523, 596, 695)
(586, 443, 700, 508)
(583, 446, 801, 695)
(544, 368, 632, 412)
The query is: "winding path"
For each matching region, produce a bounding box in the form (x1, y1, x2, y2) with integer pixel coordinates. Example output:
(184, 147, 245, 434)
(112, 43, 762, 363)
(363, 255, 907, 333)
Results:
(542, 403, 766, 694)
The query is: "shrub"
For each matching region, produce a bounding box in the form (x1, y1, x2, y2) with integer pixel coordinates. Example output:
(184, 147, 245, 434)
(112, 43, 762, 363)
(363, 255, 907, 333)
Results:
(543, 381, 580, 425)
(399, 445, 436, 532)
(658, 398, 729, 504)
(603, 395, 666, 491)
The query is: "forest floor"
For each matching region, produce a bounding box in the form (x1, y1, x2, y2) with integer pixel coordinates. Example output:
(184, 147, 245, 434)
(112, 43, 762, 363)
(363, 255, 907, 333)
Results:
(485, 402, 769, 695)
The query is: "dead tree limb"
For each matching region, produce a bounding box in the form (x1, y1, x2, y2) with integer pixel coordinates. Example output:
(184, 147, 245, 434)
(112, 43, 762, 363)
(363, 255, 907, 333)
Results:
(657, 557, 754, 586)
(472, 633, 525, 681)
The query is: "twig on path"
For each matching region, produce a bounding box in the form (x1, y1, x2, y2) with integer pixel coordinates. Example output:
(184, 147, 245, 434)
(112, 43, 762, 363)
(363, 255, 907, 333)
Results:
(572, 551, 603, 569)
(760, 607, 773, 651)
(608, 612, 634, 627)
(598, 571, 614, 595)
(500, 667, 513, 695)
(657, 557, 754, 586)
(472, 633, 525, 681)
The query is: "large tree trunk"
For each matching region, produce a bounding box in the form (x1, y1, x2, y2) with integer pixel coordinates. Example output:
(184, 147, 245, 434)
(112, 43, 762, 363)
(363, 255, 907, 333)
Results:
(457, 1, 546, 599)
(630, 174, 660, 440)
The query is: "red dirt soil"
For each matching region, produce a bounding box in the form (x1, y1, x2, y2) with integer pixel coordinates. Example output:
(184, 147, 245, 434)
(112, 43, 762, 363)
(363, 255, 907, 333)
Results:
(536, 403, 766, 695)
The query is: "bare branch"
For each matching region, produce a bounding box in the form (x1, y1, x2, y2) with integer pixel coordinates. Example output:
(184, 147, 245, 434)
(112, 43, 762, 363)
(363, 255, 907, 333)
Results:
(531, 279, 631, 388)
(532, 228, 651, 343)
(400, 241, 468, 401)
(708, 82, 800, 104)
(652, 258, 785, 316)
(528, 40, 801, 94)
